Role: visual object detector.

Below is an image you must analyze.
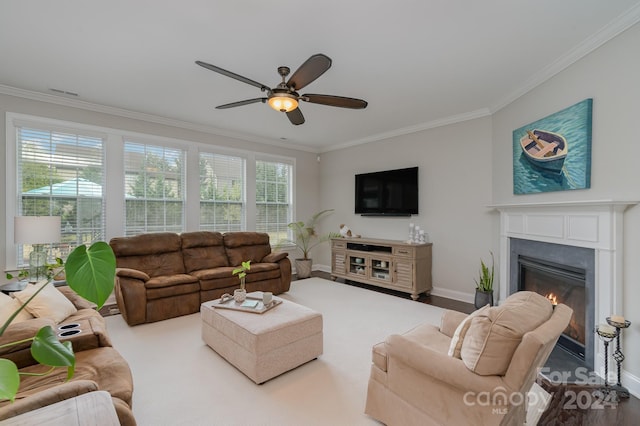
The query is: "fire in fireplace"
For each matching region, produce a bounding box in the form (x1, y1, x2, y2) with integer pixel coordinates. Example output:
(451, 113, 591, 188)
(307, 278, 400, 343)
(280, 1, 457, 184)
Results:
(518, 255, 587, 360)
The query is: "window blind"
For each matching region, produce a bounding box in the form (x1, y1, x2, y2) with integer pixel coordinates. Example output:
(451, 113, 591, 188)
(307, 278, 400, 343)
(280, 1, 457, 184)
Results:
(255, 159, 292, 242)
(16, 126, 105, 266)
(124, 141, 185, 235)
(199, 152, 245, 231)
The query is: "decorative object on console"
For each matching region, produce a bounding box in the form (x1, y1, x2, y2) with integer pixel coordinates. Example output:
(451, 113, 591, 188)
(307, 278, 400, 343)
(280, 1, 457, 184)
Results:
(474, 252, 495, 309)
(512, 98, 592, 194)
(279, 209, 340, 279)
(338, 224, 360, 238)
(407, 223, 428, 244)
(14, 216, 61, 282)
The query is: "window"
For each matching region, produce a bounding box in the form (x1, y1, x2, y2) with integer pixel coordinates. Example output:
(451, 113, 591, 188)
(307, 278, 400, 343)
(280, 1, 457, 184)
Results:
(255, 159, 292, 242)
(199, 152, 245, 231)
(16, 126, 105, 266)
(124, 142, 185, 235)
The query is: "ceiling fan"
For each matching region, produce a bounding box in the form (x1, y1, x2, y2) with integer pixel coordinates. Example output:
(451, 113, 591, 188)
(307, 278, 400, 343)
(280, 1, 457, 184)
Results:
(195, 54, 367, 125)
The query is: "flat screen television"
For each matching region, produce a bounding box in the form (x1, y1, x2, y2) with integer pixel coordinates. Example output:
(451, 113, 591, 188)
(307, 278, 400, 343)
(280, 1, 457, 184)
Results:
(355, 167, 419, 216)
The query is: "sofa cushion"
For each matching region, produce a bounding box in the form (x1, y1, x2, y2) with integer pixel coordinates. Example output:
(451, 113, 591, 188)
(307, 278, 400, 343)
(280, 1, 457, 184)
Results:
(0, 292, 34, 325)
(460, 291, 553, 376)
(13, 281, 77, 323)
(181, 231, 229, 272)
(447, 304, 490, 359)
(223, 232, 272, 266)
(110, 232, 186, 277)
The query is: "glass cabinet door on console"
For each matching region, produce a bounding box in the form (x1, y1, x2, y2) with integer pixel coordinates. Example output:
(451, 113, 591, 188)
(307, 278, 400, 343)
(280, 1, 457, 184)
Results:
(348, 254, 368, 278)
(370, 256, 392, 283)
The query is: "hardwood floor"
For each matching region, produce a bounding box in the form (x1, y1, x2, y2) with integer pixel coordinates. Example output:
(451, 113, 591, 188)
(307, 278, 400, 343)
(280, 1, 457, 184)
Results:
(305, 271, 640, 425)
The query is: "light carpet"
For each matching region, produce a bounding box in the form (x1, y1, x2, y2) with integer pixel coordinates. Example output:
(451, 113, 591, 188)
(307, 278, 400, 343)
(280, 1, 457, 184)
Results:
(105, 278, 444, 425)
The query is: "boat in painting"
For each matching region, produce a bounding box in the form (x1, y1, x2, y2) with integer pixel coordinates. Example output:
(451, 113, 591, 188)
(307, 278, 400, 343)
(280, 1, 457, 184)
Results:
(520, 129, 568, 172)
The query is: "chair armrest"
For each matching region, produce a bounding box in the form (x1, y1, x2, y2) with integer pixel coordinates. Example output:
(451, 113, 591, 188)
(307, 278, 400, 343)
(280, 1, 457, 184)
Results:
(440, 310, 468, 337)
(0, 380, 99, 420)
(262, 251, 288, 263)
(116, 267, 150, 281)
(386, 334, 507, 394)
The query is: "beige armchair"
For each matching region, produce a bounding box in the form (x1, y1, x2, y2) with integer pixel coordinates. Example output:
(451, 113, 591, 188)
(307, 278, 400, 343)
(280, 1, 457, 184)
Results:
(365, 291, 573, 425)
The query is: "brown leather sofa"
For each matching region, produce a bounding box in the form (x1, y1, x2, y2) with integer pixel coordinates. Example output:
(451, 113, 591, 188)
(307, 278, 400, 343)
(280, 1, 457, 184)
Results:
(110, 231, 292, 326)
(0, 287, 135, 425)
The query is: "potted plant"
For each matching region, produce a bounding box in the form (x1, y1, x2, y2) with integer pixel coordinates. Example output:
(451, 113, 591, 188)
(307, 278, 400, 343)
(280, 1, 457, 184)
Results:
(0, 242, 116, 402)
(279, 209, 340, 279)
(232, 260, 251, 302)
(474, 252, 495, 309)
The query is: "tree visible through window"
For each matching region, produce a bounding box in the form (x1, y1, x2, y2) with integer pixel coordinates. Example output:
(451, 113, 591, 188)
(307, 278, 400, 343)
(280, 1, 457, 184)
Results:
(256, 160, 292, 242)
(199, 152, 245, 231)
(16, 126, 105, 265)
(124, 142, 185, 235)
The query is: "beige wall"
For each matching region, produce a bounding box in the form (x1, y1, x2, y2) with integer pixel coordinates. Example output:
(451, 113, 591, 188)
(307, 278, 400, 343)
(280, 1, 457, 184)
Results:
(492, 23, 640, 390)
(317, 21, 640, 392)
(0, 93, 321, 274)
(318, 117, 495, 302)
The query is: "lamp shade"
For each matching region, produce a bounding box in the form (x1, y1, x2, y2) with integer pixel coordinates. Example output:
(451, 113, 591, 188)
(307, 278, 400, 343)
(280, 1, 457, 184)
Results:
(14, 216, 61, 244)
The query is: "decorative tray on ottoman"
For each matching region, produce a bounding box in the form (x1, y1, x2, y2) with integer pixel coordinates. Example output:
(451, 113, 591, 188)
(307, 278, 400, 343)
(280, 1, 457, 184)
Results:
(212, 294, 282, 314)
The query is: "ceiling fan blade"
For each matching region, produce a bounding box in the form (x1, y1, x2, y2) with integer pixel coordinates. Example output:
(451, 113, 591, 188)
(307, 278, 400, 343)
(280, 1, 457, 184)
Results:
(196, 61, 271, 92)
(286, 108, 305, 125)
(287, 54, 332, 91)
(302, 94, 368, 109)
(216, 98, 267, 109)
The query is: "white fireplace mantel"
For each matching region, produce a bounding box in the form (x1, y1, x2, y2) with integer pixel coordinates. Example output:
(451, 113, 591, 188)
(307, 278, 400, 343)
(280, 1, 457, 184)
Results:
(493, 199, 638, 388)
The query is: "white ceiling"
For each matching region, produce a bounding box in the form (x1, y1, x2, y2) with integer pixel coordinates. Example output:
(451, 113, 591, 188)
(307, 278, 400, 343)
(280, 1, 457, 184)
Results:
(2, 1, 640, 152)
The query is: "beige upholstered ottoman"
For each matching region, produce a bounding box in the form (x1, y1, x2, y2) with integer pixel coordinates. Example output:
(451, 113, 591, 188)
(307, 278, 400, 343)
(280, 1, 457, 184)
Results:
(201, 293, 323, 384)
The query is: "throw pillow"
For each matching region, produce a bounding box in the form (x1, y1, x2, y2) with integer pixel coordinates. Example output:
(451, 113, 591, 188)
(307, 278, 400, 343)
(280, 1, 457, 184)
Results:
(460, 291, 553, 376)
(12, 280, 77, 323)
(0, 291, 35, 325)
(447, 304, 490, 358)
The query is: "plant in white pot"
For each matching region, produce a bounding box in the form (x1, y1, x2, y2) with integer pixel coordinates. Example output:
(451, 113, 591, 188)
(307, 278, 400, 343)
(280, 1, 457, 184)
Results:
(279, 209, 340, 279)
(474, 251, 495, 309)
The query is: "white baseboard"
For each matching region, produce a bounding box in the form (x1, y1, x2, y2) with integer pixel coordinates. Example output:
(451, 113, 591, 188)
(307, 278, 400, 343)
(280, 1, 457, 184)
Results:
(430, 286, 475, 304)
(621, 369, 640, 398)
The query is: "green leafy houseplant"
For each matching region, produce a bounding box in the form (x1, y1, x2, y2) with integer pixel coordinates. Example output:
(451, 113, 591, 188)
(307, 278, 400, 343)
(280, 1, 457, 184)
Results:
(232, 260, 251, 290)
(474, 252, 495, 292)
(280, 209, 340, 260)
(0, 242, 116, 402)
(474, 252, 495, 309)
(278, 209, 340, 279)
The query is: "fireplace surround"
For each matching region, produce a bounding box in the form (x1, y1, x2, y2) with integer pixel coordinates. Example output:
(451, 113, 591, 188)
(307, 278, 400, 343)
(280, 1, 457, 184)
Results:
(509, 238, 595, 369)
(494, 200, 636, 388)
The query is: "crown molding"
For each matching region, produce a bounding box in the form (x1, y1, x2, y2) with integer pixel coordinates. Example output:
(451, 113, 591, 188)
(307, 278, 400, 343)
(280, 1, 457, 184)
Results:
(321, 108, 492, 153)
(490, 4, 640, 114)
(0, 84, 320, 154)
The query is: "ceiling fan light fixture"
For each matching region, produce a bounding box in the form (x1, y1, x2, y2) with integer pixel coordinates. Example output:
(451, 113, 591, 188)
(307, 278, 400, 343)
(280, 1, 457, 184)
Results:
(268, 93, 298, 112)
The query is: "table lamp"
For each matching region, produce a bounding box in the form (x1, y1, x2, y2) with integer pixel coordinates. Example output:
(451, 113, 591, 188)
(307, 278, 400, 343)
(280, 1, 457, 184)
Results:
(14, 216, 61, 282)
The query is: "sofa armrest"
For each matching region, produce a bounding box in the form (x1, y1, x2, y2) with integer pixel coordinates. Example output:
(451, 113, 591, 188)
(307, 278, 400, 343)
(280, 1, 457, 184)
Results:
(385, 334, 507, 394)
(116, 267, 150, 281)
(0, 380, 99, 421)
(57, 286, 94, 310)
(114, 274, 148, 326)
(262, 251, 288, 263)
(0, 318, 56, 363)
(439, 310, 468, 337)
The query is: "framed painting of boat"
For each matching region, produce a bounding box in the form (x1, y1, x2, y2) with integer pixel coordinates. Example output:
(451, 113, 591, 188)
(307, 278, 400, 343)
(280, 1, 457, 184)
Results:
(512, 98, 592, 194)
